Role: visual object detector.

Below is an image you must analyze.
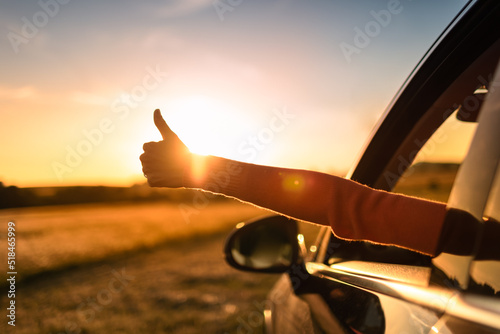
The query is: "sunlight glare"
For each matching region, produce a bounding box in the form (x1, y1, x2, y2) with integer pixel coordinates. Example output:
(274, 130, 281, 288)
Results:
(164, 96, 240, 156)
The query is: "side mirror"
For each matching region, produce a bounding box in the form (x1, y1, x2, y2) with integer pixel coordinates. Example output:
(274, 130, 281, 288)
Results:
(224, 215, 301, 273)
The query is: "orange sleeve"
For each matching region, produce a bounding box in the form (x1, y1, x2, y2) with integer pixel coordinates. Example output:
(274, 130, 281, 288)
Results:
(185, 156, 447, 256)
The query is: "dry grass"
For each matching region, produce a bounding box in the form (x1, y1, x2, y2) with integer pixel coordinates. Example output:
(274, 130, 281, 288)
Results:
(0, 199, 321, 333)
(0, 200, 266, 280)
(2, 234, 279, 334)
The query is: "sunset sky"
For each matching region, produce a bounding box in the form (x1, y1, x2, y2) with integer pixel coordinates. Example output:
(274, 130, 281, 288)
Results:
(0, 0, 468, 187)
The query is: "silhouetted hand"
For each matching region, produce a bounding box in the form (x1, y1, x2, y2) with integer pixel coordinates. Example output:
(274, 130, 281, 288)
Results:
(140, 109, 192, 187)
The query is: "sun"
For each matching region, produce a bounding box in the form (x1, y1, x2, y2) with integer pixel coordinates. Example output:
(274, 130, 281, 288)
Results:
(163, 95, 243, 156)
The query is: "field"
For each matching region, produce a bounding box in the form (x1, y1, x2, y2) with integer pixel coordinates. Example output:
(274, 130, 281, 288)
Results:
(0, 200, 316, 334)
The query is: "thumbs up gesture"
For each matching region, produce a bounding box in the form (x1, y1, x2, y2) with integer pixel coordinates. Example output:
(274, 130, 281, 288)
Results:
(140, 109, 192, 188)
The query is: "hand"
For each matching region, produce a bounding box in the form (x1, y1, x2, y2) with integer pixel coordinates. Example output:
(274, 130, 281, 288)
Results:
(140, 109, 192, 187)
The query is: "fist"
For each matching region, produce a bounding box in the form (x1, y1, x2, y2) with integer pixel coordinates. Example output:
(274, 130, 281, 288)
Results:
(140, 109, 192, 188)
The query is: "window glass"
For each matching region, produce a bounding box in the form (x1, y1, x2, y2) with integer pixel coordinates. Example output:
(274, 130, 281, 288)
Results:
(393, 111, 477, 202)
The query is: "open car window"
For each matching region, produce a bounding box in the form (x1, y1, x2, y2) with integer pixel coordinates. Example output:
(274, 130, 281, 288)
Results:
(392, 108, 480, 288)
(393, 110, 478, 203)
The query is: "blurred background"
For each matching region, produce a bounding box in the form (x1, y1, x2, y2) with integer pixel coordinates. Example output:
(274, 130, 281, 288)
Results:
(0, 0, 469, 333)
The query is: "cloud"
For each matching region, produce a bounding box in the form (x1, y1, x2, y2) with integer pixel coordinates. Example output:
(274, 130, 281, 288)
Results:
(156, 0, 213, 18)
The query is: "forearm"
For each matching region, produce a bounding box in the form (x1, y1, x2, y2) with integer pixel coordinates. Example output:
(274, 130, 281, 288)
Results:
(183, 155, 448, 256)
(183, 155, 334, 225)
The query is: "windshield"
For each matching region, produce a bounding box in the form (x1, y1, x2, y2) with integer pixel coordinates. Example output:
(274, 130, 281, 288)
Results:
(0, 0, 470, 187)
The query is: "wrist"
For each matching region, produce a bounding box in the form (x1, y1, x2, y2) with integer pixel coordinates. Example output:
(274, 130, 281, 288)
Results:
(183, 155, 247, 196)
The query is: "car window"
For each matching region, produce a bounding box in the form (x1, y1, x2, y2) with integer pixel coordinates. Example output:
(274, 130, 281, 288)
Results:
(392, 110, 477, 203)
(322, 110, 479, 268)
(392, 109, 479, 287)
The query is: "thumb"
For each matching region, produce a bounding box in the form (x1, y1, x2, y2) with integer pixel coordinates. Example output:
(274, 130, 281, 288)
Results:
(153, 109, 172, 140)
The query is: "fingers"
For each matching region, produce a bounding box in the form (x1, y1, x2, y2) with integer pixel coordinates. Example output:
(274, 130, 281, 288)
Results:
(142, 141, 158, 152)
(140, 141, 160, 170)
(153, 109, 172, 140)
(140, 142, 165, 165)
(140, 149, 159, 186)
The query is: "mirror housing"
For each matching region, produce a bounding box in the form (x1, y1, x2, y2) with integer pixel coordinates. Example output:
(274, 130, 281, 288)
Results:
(224, 215, 300, 273)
